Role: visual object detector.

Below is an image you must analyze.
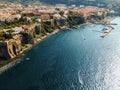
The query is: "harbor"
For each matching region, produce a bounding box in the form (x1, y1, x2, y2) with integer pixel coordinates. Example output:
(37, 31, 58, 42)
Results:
(100, 26, 113, 38)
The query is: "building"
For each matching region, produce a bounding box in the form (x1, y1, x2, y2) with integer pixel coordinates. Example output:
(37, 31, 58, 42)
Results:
(40, 14, 50, 21)
(55, 4, 67, 10)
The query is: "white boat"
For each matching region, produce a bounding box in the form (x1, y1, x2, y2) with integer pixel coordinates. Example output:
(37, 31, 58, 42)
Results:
(17, 61, 21, 64)
(26, 58, 30, 61)
(110, 23, 117, 25)
(72, 26, 78, 29)
(66, 28, 73, 31)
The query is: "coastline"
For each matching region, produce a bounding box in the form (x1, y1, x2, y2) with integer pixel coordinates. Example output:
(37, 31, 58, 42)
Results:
(0, 29, 60, 75)
(0, 17, 112, 74)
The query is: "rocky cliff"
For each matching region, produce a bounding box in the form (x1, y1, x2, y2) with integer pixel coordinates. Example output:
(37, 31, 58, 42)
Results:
(0, 35, 23, 61)
(0, 42, 11, 61)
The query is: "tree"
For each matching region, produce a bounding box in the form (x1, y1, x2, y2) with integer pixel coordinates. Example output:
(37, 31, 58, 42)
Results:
(0, 32, 5, 41)
(59, 11, 64, 16)
(67, 14, 85, 26)
(34, 25, 41, 34)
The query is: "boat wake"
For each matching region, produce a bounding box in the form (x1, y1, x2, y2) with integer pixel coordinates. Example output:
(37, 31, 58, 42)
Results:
(78, 71, 84, 85)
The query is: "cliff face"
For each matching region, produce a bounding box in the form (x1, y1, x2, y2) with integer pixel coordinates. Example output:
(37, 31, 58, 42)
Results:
(0, 35, 22, 61)
(0, 42, 11, 61)
(6, 38, 22, 59)
(0, 19, 61, 61)
(20, 32, 34, 45)
(0, 25, 37, 61)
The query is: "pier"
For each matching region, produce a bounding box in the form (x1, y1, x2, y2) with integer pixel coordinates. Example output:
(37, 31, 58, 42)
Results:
(100, 26, 113, 38)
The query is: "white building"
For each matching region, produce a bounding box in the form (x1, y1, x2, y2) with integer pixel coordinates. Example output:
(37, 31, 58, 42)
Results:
(55, 4, 67, 10)
(12, 27, 23, 34)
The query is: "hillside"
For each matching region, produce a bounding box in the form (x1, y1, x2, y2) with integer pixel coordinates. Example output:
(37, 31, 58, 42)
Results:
(0, 0, 21, 3)
(0, 0, 120, 6)
(0, 0, 39, 4)
(0, 0, 105, 4)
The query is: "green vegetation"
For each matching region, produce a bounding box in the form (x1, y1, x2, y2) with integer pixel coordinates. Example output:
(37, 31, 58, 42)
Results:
(67, 12, 85, 27)
(0, 4, 87, 63)
(59, 11, 64, 17)
(0, 16, 33, 29)
(0, 31, 6, 41)
(21, 44, 27, 50)
(34, 22, 54, 38)
(0, 30, 14, 41)
(12, 41, 18, 48)
(35, 33, 44, 38)
(34, 25, 41, 34)
(43, 23, 54, 33)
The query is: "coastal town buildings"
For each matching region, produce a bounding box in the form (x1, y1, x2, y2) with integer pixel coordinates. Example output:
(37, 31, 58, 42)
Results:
(55, 4, 67, 10)
(0, 3, 109, 61)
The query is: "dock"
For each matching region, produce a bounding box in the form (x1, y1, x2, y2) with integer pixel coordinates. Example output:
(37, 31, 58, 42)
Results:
(110, 23, 117, 25)
(100, 26, 113, 38)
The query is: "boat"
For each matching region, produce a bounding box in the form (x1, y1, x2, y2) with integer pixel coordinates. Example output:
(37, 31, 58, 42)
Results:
(71, 26, 78, 29)
(110, 23, 117, 25)
(102, 28, 108, 31)
(17, 61, 21, 64)
(100, 27, 112, 38)
(26, 58, 30, 61)
(22, 54, 25, 56)
(66, 28, 73, 31)
(82, 34, 86, 40)
(92, 30, 102, 33)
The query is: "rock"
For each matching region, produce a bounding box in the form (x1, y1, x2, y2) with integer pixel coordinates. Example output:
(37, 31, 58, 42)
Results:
(0, 42, 11, 60)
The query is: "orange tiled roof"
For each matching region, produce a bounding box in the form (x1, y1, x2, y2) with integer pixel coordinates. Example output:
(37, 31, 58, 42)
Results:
(70, 7, 107, 17)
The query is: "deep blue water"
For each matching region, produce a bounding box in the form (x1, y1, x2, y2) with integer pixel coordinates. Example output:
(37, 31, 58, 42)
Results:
(0, 17, 120, 90)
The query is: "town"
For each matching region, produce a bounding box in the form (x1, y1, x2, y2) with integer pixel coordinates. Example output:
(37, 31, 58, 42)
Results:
(0, 3, 109, 65)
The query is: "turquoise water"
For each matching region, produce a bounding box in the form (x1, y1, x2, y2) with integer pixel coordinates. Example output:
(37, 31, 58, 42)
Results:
(0, 17, 120, 90)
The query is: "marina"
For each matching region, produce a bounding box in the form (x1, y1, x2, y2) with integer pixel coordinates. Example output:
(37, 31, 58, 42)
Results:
(100, 26, 113, 38)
